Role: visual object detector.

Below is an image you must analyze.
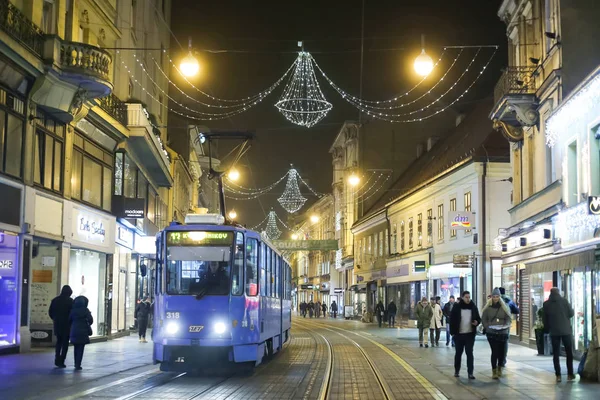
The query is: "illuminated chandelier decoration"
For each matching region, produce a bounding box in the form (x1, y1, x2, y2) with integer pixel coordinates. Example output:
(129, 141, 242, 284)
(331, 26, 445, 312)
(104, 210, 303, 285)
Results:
(275, 51, 332, 128)
(265, 211, 282, 240)
(278, 168, 307, 213)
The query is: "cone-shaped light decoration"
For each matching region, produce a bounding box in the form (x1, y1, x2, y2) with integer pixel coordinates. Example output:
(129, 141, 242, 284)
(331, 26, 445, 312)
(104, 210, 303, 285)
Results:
(278, 169, 307, 213)
(265, 211, 282, 240)
(275, 51, 332, 128)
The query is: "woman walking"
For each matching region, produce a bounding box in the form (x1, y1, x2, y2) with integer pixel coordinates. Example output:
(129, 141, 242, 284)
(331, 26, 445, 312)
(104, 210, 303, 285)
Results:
(416, 297, 433, 348)
(69, 296, 93, 371)
(481, 288, 512, 379)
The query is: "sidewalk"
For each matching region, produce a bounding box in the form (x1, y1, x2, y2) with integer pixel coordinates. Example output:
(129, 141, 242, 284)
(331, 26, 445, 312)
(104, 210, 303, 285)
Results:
(317, 317, 599, 400)
(0, 334, 157, 399)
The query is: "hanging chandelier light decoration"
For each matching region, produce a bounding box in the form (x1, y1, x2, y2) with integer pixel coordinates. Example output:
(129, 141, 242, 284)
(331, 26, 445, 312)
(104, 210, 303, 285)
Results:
(278, 168, 308, 213)
(275, 48, 332, 128)
(265, 211, 283, 240)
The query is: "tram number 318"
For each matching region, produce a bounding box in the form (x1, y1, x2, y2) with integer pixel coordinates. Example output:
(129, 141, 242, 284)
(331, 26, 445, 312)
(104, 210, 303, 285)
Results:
(166, 312, 180, 319)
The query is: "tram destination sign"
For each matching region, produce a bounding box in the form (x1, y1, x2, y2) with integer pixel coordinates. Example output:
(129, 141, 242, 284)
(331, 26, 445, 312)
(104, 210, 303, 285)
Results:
(272, 240, 338, 251)
(167, 231, 233, 246)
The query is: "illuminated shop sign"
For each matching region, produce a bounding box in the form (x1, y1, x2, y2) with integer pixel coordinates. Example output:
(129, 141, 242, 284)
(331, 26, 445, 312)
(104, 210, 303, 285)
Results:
(166, 231, 233, 246)
(116, 224, 134, 248)
(448, 211, 476, 230)
(78, 215, 106, 242)
(0, 260, 13, 269)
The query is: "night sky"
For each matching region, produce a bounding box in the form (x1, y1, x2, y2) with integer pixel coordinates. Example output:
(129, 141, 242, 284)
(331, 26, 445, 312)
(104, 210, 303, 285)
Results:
(169, 0, 507, 228)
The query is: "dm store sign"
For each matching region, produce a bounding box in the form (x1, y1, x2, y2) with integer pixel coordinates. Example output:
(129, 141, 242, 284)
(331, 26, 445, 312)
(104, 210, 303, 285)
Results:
(448, 211, 476, 230)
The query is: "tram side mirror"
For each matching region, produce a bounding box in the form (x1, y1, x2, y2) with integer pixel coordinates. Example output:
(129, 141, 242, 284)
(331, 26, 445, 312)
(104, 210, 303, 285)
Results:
(140, 264, 147, 277)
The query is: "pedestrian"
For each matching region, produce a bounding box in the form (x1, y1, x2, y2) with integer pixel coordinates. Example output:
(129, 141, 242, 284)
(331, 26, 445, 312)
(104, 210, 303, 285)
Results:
(48, 285, 73, 368)
(481, 288, 512, 379)
(499, 287, 519, 368)
(315, 301, 321, 318)
(450, 290, 481, 379)
(331, 300, 338, 319)
(300, 301, 307, 317)
(69, 296, 93, 371)
(375, 301, 385, 328)
(322, 302, 327, 318)
(443, 295, 456, 347)
(308, 300, 314, 318)
(543, 287, 575, 382)
(135, 297, 151, 343)
(416, 297, 433, 348)
(388, 300, 397, 328)
(430, 297, 443, 346)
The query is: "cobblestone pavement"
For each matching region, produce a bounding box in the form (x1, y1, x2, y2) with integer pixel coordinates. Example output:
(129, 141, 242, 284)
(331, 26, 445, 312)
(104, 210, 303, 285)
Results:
(1, 317, 599, 399)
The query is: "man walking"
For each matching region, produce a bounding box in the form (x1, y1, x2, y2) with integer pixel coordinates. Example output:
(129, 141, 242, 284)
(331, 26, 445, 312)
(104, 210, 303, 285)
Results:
(331, 300, 338, 319)
(49, 285, 73, 368)
(543, 287, 575, 382)
(375, 300, 385, 328)
(443, 295, 456, 346)
(450, 291, 481, 379)
(135, 297, 151, 343)
(388, 300, 397, 328)
(416, 297, 433, 348)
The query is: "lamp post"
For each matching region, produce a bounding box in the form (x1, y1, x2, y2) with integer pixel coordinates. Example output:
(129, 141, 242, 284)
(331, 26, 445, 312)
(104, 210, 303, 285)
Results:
(228, 209, 237, 220)
(348, 174, 360, 187)
(414, 34, 434, 77)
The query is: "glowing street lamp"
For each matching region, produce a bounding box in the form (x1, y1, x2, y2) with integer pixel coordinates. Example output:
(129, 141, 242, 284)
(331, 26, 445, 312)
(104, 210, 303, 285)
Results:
(180, 38, 200, 77)
(414, 34, 434, 77)
(227, 168, 240, 182)
(348, 174, 360, 187)
(291, 233, 299, 240)
(310, 215, 320, 224)
(228, 209, 237, 220)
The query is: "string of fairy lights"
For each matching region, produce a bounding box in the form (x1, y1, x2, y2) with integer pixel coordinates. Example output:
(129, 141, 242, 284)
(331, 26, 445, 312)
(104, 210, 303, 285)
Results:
(117, 42, 498, 127)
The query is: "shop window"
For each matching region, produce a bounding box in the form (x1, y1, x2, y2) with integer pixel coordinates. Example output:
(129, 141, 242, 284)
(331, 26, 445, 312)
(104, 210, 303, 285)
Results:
(0, 107, 24, 178)
(123, 154, 137, 198)
(72, 133, 113, 211)
(34, 115, 64, 193)
(0, 232, 19, 348)
(391, 224, 397, 254)
(502, 266, 518, 335)
(529, 271, 553, 339)
(417, 213, 422, 247)
(450, 198, 457, 238)
(464, 192, 472, 234)
(427, 208, 433, 244)
(148, 189, 157, 224)
(42, 0, 55, 34)
(408, 218, 413, 249)
(246, 239, 258, 296)
(437, 204, 444, 241)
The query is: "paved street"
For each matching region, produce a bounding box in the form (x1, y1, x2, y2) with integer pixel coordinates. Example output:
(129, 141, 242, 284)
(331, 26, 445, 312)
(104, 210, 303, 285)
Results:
(0, 317, 597, 400)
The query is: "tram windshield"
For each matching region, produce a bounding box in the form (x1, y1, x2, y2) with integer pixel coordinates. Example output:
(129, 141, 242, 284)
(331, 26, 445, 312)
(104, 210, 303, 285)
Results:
(165, 231, 234, 296)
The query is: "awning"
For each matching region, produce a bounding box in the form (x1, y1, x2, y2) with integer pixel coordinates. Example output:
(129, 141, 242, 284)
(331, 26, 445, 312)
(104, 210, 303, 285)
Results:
(525, 248, 595, 275)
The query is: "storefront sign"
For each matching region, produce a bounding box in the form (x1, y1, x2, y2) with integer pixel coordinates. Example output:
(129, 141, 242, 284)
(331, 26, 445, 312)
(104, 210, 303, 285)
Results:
(300, 284, 314, 290)
(371, 270, 387, 280)
(334, 288, 343, 293)
(453, 254, 474, 268)
(448, 211, 476, 230)
(588, 196, 600, 215)
(272, 240, 338, 251)
(0, 260, 13, 269)
(78, 214, 106, 243)
(116, 224, 134, 249)
(122, 198, 145, 219)
(414, 260, 427, 272)
(357, 275, 364, 282)
(387, 264, 409, 278)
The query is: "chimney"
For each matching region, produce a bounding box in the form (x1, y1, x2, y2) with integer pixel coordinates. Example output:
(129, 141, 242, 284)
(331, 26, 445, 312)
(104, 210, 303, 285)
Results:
(456, 114, 466, 127)
(426, 137, 438, 151)
(416, 143, 424, 158)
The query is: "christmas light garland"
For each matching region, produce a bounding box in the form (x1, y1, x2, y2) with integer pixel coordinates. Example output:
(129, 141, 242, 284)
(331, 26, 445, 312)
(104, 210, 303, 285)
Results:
(278, 169, 307, 213)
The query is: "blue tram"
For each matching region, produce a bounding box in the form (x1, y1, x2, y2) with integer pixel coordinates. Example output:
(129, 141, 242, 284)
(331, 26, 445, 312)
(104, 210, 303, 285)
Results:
(152, 214, 292, 371)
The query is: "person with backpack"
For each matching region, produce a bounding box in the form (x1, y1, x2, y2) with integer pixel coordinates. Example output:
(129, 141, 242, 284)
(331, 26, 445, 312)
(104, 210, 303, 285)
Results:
(543, 287, 576, 382)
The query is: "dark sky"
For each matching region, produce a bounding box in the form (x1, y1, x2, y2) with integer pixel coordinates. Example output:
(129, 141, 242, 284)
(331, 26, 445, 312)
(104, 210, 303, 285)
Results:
(169, 0, 507, 229)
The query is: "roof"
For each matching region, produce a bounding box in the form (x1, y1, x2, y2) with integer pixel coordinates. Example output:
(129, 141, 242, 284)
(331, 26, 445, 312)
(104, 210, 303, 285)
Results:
(354, 98, 508, 227)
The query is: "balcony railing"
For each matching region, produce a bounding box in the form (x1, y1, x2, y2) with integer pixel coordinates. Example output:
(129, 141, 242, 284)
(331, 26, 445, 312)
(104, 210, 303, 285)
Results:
(0, 0, 44, 57)
(494, 67, 537, 105)
(98, 93, 127, 126)
(60, 41, 111, 82)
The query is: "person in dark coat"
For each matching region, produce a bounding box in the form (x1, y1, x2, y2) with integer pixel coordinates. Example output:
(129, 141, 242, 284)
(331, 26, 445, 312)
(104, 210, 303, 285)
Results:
(331, 301, 338, 319)
(135, 297, 151, 343)
(300, 301, 306, 317)
(308, 301, 315, 318)
(322, 302, 327, 318)
(543, 287, 575, 382)
(69, 296, 93, 370)
(387, 301, 397, 328)
(49, 285, 73, 368)
(375, 301, 385, 328)
(449, 291, 481, 379)
(442, 295, 456, 347)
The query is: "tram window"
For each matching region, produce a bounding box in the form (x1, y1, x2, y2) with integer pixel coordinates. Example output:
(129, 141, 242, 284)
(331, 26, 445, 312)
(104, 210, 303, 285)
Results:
(275, 256, 279, 299)
(231, 232, 244, 295)
(270, 251, 275, 297)
(260, 243, 266, 296)
(165, 234, 233, 296)
(246, 238, 258, 296)
(267, 248, 272, 297)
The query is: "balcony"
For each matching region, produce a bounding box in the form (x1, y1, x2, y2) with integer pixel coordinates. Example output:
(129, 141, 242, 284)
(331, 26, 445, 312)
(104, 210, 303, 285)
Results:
(490, 67, 539, 142)
(97, 93, 127, 126)
(126, 103, 173, 187)
(0, 0, 44, 57)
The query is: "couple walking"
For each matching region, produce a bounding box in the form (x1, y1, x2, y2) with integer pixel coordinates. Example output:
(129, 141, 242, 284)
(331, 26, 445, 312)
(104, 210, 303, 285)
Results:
(415, 296, 443, 347)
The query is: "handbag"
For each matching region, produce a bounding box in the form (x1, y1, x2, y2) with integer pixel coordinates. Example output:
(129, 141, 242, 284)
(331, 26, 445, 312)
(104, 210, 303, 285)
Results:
(483, 307, 502, 336)
(88, 324, 93, 336)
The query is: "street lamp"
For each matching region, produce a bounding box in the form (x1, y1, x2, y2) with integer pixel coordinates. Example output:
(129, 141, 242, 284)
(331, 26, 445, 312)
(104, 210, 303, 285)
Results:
(180, 38, 200, 77)
(414, 34, 434, 77)
(291, 233, 299, 240)
(348, 174, 360, 187)
(310, 215, 320, 224)
(227, 168, 240, 182)
(228, 209, 237, 220)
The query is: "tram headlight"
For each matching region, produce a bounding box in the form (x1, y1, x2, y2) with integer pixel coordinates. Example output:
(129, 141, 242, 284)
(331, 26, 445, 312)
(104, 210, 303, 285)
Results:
(166, 322, 179, 335)
(214, 322, 226, 335)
